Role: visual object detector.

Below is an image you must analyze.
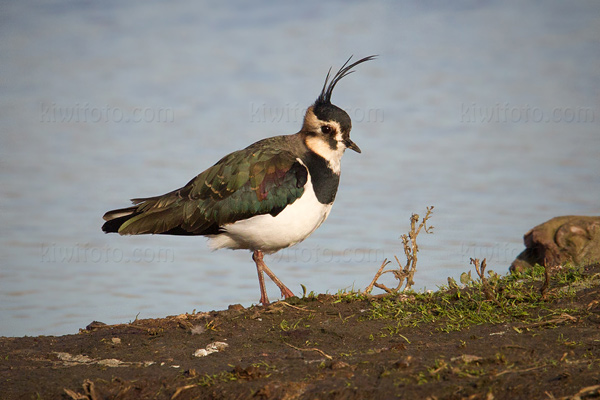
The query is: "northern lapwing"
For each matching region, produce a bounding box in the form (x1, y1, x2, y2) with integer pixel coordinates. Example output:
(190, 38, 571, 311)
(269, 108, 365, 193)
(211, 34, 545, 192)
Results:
(102, 55, 376, 305)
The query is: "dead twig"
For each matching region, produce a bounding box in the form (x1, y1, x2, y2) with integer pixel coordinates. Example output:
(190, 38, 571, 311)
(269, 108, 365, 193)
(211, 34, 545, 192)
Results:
(283, 342, 333, 360)
(470, 258, 490, 299)
(556, 384, 600, 400)
(364, 259, 392, 294)
(171, 384, 197, 399)
(494, 364, 546, 377)
(364, 206, 434, 294)
(540, 259, 551, 299)
(64, 380, 100, 400)
(64, 389, 87, 400)
(470, 258, 503, 308)
(516, 313, 577, 329)
(278, 301, 314, 312)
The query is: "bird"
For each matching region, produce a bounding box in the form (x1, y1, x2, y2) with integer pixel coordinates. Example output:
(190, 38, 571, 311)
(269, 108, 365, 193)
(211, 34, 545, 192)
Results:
(102, 55, 376, 305)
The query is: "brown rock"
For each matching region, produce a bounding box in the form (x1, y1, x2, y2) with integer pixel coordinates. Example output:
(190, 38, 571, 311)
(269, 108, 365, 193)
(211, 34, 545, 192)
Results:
(510, 216, 600, 273)
(228, 304, 245, 311)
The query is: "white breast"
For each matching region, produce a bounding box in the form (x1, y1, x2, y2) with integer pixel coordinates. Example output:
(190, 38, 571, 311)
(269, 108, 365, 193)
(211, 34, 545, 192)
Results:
(207, 163, 332, 254)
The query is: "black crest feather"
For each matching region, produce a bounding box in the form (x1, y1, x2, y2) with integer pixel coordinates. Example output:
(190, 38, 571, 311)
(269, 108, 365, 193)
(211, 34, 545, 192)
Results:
(315, 55, 377, 106)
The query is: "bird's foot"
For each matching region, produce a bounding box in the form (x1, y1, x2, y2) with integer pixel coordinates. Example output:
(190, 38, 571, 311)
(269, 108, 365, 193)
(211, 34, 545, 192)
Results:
(259, 294, 270, 306)
(252, 250, 294, 305)
(279, 286, 295, 299)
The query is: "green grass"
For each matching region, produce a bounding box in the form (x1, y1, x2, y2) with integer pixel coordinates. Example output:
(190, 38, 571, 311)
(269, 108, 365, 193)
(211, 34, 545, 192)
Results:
(197, 371, 239, 386)
(367, 264, 586, 332)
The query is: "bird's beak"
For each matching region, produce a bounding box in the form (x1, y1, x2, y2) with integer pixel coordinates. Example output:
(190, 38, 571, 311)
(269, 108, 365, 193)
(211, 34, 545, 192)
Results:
(345, 139, 362, 153)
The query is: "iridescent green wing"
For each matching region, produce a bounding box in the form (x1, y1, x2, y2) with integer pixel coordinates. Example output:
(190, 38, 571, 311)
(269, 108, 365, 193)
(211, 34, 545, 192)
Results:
(117, 144, 307, 235)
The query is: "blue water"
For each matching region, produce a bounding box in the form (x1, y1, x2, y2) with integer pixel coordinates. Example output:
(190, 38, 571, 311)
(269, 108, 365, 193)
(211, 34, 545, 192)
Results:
(1, 0, 599, 336)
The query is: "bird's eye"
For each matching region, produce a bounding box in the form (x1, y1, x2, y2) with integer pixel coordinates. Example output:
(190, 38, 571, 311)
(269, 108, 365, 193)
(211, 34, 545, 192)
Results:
(321, 125, 332, 134)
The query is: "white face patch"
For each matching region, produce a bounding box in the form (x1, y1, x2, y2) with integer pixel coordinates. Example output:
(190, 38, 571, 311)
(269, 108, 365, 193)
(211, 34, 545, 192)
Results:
(302, 108, 347, 174)
(305, 129, 345, 174)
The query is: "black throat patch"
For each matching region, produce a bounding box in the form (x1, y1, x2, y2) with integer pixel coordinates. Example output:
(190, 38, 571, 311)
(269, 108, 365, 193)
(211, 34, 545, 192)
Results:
(302, 151, 340, 205)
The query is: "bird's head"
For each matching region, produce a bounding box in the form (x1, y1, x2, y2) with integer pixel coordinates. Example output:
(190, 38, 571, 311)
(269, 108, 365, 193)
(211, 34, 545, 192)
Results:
(302, 55, 376, 161)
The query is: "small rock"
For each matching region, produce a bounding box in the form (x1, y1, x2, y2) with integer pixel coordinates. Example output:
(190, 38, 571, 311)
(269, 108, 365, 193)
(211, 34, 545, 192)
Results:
(183, 369, 198, 377)
(193, 349, 209, 357)
(549, 372, 571, 382)
(390, 343, 407, 352)
(207, 341, 228, 352)
(228, 304, 245, 311)
(97, 358, 124, 367)
(55, 352, 94, 364)
(510, 216, 600, 272)
(111, 337, 121, 345)
(393, 356, 412, 369)
(234, 365, 261, 380)
(451, 354, 483, 363)
(193, 341, 229, 357)
(85, 321, 106, 331)
(190, 325, 205, 335)
(330, 360, 350, 370)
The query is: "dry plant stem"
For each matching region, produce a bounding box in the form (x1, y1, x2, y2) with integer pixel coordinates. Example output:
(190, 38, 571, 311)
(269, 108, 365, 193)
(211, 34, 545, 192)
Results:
(402, 207, 434, 290)
(540, 260, 550, 299)
(283, 342, 333, 360)
(517, 313, 576, 329)
(556, 385, 600, 400)
(470, 257, 502, 307)
(364, 206, 434, 294)
(279, 302, 313, 312)
(64, 380, 100, 400)
(470, 258, 487, 283)
(470, 258, 490, 298)
(171, 384, 197, 400)
(364, 259, 391, 294)
(374, 281, 394, 293)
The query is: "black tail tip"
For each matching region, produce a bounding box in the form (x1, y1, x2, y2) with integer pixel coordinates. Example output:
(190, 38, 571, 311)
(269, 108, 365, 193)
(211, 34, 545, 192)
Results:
(101, 219, 122, 233)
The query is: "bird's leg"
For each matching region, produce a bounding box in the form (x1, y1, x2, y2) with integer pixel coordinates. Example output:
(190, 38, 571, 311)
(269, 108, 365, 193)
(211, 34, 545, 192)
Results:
(262, 262, 295, 299)
(252, 250, 270, 305)
(252, 250, 295, 304)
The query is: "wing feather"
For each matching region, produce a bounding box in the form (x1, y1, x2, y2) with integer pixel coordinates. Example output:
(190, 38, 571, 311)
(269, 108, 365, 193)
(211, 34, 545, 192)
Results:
(108, 143, 308, 236)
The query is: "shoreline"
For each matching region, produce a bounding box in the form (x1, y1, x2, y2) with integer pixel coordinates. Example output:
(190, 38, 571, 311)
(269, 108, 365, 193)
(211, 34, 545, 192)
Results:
(1, 263, 598, 399)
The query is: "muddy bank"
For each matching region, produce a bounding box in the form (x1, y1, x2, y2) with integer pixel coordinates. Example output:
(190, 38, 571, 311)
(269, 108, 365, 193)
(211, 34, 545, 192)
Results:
(1, 263, 599, 400)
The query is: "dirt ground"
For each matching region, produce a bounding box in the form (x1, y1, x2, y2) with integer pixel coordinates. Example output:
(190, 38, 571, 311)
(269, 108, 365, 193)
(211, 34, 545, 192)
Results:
(1, 264, 599, 400)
